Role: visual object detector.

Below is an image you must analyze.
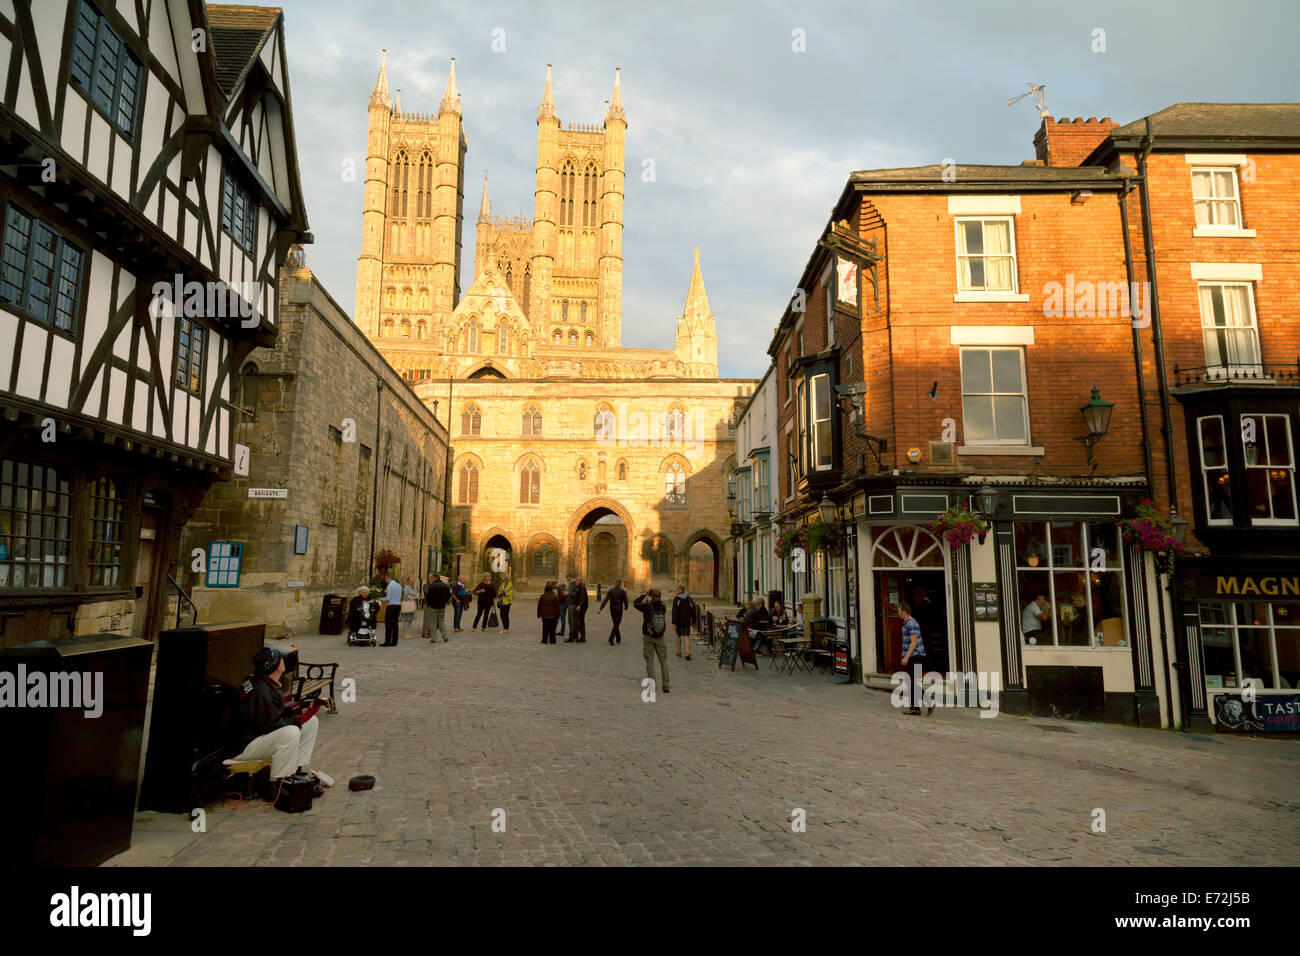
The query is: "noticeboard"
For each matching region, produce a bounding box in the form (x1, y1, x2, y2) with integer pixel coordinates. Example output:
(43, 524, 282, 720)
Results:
(973, 582, 999, 622)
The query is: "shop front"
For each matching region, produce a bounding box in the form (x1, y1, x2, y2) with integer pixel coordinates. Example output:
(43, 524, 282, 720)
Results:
(851, 481, 1161, 724)
(1174, 561, 1300, 733)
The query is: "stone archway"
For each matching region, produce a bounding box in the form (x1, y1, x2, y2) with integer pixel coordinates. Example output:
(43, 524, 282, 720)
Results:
(686, 536, 720, 597)
(477, 528, 519, 582)
(566, 497, 635, 586)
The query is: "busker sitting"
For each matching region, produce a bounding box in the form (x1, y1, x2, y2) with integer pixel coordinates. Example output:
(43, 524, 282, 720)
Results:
(226, 646, 328, 788)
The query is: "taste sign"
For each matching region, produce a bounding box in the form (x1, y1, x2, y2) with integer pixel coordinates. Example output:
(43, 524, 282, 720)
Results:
(1213, 694, 1300, 733)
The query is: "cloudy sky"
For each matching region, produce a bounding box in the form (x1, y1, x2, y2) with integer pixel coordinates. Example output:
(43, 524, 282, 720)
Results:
(274, 0, 1299, 378)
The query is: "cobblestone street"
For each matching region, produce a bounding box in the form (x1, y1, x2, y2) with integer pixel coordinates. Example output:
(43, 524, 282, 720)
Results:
(109, 615, 1300, 867)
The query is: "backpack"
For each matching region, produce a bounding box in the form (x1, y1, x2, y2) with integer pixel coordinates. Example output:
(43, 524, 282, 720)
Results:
(650, 602, 666, 637)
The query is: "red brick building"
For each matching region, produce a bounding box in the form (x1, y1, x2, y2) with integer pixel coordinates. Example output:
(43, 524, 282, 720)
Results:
(1078, 104, 1300, 731)
(766, 102, 1300, 730)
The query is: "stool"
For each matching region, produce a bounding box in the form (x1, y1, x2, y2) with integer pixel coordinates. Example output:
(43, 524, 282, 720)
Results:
(221, 758, 272, 799)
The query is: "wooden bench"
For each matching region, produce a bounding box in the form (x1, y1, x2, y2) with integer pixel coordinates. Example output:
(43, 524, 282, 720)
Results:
(294, 662, 339, 715)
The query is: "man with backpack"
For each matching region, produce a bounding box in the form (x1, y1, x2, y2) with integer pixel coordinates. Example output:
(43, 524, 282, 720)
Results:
(634, 588, 670, 694)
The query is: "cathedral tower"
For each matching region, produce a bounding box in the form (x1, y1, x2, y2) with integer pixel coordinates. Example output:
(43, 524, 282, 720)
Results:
(674, 248, 718, 377)
(353, 54, 466, 343)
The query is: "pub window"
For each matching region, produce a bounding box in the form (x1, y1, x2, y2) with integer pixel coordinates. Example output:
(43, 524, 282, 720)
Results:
(0, 459, 71, 588)
(955, 217, 1017, 293)
(69, 0, 142, 137)
(86, 477, 124, 587)
(175, 317, 206, 394)
(1197, 416, 1233, 525)
(1241, 414, 1297, 525)
(1, 205, 85, 333)
(1190, 167, 1242, 229)
(960, 347, 1029, 445)
(1013, 520, 1127, 648)
(1199, 600, 1299, 692)
(520, 462, 540, 505)
(458, 463, 479, 505)
(221, 171, 257, 252)
(461, 404, 481, 436)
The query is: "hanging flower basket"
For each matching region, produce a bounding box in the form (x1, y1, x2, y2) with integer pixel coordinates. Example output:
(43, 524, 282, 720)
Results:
(925, 504, 987, 551)
(774, 525, 807, 560)
(805, 519, 846, 553)
(1120, 499, 1185, 574)
(374, 549, 401, 573)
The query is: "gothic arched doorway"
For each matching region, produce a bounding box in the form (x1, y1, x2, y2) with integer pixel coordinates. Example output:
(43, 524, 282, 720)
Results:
(687, 537, 718, 597)
(571, 503, 629, 588)
(482, 533, 513, 582)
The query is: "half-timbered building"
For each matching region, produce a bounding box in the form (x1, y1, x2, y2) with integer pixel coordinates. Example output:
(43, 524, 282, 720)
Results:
(0, 1, 309, 647)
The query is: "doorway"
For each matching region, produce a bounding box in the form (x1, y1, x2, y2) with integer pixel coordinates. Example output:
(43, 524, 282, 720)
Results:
(869, 525, 950, 675)
(589, 530, 617, 584)
(134, 495, 170, 639)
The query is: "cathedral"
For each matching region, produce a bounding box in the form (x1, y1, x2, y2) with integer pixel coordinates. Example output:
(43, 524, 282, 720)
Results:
(355, 54, 752, 594)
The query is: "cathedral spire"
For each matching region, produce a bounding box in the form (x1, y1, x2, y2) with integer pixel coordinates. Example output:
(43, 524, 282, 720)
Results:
(683, 247, 711, 318)
(439, 58, 462, 116)
(605, 67, 626, 124)
(394, 88, 402, 115)
(478, 174, 491, 224)
(369, 48, 391, 109)
(537, 63, 557, 123)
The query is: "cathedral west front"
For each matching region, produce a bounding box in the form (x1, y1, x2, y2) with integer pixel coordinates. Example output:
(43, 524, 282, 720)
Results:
(354, 54, 753, 594)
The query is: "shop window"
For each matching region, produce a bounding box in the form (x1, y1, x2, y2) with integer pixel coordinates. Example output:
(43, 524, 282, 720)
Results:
(1241, 414, 1297, 525)
(955, 217, 1016, 293)
(1013, 520, 1127, 648)
(86, 476, 124, 587)
(960, 347, 1028, 445)
(0, 459, 71, 588)
(1200, 601, 1300, 691)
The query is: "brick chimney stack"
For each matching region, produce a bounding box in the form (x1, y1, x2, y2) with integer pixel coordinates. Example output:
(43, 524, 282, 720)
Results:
(1033, 116, 1118, 167)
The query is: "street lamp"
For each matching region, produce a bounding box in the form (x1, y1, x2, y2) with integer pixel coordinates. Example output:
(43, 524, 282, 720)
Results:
(817, 493, 836, 524)
(1169, 512, 1190, 546)
(976, 486, 998, 545)
(1079, 384, 1115, 466)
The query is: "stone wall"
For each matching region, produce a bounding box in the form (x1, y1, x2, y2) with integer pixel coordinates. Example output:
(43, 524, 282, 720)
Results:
(179, 265, 448, 639)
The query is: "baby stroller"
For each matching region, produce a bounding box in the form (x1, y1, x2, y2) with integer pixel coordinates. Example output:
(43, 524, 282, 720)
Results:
(347, 593, 380, 646)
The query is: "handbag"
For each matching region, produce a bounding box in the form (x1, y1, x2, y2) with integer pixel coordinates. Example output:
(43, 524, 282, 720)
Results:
(401, 598, 416, 614)
(487, 604, 500, 628)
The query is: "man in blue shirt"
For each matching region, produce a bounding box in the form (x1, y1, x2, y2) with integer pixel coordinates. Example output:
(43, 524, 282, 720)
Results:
(898, 603, 931, 715)
(383, 572, 403, 646)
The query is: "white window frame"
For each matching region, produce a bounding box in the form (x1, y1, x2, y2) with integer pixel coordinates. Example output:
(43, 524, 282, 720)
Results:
(954, 216, 1018, 294)
(1242, 413, 1298, 527)
(820, 263, 835, 348)
(959, 346, 1031, 447)
(1198, 282, 1261, 379)
(1190, 166, 1242, 229)
(810, 372, 833, 471)
(1196, 415, 1232, 527)
(785, 427, 796, 501)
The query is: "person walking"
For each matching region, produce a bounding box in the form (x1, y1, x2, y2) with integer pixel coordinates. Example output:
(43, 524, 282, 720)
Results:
(400, 576, 419, 639)
(555, 578, 568, 638)
(471, 573, 496, 631)
(381, 572, 402, 646)
(671, 584, 695, 660)
(634, 588, 670, 694)
(899, 603, 931, 715)
(423, 572, 452, 644)
(451, 576, 469, 632)
(498, 576, 514, 633)
(537, 581, 561, 645)
(570, 577, 590, 643)
(599, 579, 629, 645)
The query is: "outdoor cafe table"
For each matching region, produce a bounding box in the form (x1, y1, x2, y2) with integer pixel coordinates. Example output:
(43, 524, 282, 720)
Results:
(774, 633, 812, 674)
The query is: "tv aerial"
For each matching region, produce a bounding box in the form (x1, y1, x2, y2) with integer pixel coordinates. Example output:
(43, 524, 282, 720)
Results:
(1007, 82, 1049, 117)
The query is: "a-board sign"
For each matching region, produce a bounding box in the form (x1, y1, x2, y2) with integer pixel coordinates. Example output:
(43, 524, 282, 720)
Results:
(719, 619, 758, 671)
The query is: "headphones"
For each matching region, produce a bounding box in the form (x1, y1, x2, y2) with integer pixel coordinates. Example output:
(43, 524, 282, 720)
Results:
(252, 646, 282, 675)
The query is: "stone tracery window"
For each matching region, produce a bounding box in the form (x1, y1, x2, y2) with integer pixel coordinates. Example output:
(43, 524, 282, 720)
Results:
(458, 462, 479, 504)
(520, 462, 540, 504)
(461, 404, 481, 436)
(522, 405, 542, 436)
(665, 463, 687, 505)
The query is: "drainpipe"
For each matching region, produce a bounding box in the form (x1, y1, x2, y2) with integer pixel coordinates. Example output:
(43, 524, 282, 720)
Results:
(1135, 119, 1179, 731)
(368, 381, 383, 580)
(1119, 180, 1154, 493)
